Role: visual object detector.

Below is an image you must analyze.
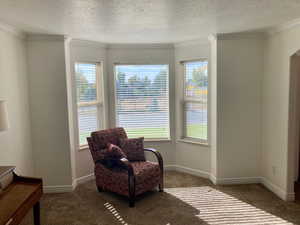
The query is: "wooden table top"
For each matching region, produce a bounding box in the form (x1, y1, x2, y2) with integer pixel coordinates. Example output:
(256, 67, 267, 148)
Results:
(0, 176, 42, 225)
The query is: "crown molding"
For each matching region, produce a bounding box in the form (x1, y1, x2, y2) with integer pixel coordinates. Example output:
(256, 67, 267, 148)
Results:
(107, 43, 174, 50)
(26, 34, 67, 42)
(216, 32, 267, 40)
(267, 18, 300, 37)
(0, 22, 26, 39)
(64, 36, 72, 44)
(71, 40, 173, 49)
(174, 38, 210, 48)
(70, 39, 107, 49)
(208, 34, 217, 42)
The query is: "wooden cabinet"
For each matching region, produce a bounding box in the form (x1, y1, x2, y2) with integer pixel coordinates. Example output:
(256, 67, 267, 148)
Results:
(0, 174, 42, 225)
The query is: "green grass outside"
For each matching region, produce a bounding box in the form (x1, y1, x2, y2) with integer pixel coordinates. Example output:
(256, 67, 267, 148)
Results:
(79, 124, 207, 145)
(79, 127, 169, 145)
(186, 124, 207, 140)
(126, 127, 169, 139)
(80, 132, 90, 145)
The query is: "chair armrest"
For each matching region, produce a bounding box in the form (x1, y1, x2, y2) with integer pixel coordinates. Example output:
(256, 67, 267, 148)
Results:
(119, 158, 134, 176)
(144, 148, 164, 171)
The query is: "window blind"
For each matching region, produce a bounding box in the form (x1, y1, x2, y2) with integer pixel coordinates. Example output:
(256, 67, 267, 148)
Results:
(184, 61, 208, 142)
(115, 65, 170, 139)
(75, 63, 101, 146)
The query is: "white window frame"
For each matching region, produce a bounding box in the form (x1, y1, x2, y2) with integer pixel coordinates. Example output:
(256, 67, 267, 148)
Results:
(113, 63, 171, 141)
(182, 59, 209, 145)
(75, 62, 104, 149)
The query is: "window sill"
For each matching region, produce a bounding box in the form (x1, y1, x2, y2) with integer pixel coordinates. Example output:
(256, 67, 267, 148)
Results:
(78, 138, 171, 151)
(144, 138, 171, 142)
(79, 145, 89, 151)
(177, 139, 209, 147)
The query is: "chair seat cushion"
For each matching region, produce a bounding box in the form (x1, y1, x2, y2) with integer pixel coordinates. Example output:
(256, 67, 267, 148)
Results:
(120, 137, 145, 161)
(94, 161, 161, 196)
(132, 161, 161, 195)
(131, 161, 160, 184)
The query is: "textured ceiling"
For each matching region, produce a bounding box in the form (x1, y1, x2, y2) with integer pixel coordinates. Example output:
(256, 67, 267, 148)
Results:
(1, 0, 300, 43)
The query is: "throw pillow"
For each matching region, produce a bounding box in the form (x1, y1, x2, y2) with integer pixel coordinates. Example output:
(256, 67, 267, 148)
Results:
(105, 143, 127, 160)
(120, 137, 145, 161)
(101, 143, 127, 168)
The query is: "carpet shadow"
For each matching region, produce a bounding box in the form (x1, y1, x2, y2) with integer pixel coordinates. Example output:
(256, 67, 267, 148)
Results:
(20, 171, 300, 225)
(90, 188, 208, 225)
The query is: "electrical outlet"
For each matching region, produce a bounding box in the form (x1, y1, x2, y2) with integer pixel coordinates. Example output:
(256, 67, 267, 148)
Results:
(272, 166, 277, 176)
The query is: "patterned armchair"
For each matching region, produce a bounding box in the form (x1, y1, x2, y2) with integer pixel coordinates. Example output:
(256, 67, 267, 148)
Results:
(87, 128, 164, 207)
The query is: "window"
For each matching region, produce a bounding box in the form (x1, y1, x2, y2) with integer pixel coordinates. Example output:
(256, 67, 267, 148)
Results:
(183, 60, 208, 143)
(75, 62, 103, 146)
(115, 64, 170, 139)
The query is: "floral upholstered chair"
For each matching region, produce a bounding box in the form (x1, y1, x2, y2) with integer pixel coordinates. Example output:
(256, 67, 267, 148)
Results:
(87, 127, 164, 207)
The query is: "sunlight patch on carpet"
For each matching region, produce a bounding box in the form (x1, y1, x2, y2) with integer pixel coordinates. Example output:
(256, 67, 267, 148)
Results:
(165, 187, 293, 225)
(104, 202, 128, 225)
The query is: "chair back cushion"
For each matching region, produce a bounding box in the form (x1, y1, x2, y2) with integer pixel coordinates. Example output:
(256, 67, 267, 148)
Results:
(120, 137, 145, 161)
(91, 127, 128, 150)
(87, 137, 104, 163)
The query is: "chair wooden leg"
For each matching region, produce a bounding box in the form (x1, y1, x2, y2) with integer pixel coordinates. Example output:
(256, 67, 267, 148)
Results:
(128, 175, 135, 207)
(97, 186, 103, 192)
(159, 183, 164, 192)
(129, 196, 135, 207)
(159, 173, 164, 192)
(33, 202, 40, 225)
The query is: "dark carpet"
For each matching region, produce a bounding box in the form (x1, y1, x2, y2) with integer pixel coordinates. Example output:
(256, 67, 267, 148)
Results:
(21, 171, 300, 225)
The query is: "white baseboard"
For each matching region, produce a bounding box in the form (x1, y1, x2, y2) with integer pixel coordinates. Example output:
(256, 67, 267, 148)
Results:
(165, 165, 295, 202)
(215, 177, 261, 185)
(209, 174, 217, 185)
(165, 164, 210, 179)
(164, 164, 177, 171)
(43, 165, 295, 202)
(73, 173, 95, 188)
(43, 185, 73, 193)
(44, 174, 95, 193)
(166, 165, 260, 185)
(261, 177, 295, 201)
(286, 192, 296, 201)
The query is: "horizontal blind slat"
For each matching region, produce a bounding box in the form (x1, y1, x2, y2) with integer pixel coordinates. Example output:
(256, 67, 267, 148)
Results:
(115, 65, 170, 139)
(184, 61, 208, 141)
(75, 63, 101, 145)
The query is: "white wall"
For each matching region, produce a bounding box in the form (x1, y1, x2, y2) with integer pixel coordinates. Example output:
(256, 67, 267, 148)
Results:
(0, 31, 266, 192)
(67, 41, 214, 178)
(216, 35, 264, 179)
(0, 28, 286, 199)
(107, 44, 176, 165)
(0, 26, 34, 176)
(67, 38, 264, 186)
(27, 35, 72, 187)
(22, 30, 299, 201)
(262, 26, 300, 199)
(174, 41, 211, 174)
(174, 36, 264, 182)
(68, 42, 178, 178)
(209, 35, 218, 180)
(68, 41, 213, 179)
(289, 54, 300, 183)
(65, 38, 77, 182)
(1, 20, 299, 200)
